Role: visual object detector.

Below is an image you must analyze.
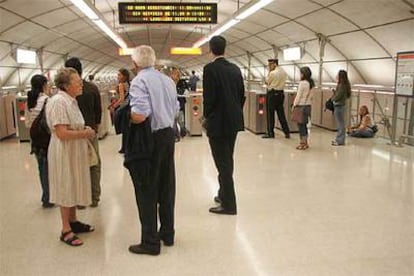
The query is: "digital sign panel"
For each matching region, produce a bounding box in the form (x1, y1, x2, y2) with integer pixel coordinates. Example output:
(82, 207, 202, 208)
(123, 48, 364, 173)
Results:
(118, 2, 217, 24)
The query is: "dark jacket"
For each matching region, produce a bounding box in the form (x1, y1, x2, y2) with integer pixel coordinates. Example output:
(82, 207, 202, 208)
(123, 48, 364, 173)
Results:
(123, 119, 154, 173)
(76, 80, 102, 131)
(203, 57, 245, 137)
(114, 98, 130, 135)
(332, 83, 350, 106)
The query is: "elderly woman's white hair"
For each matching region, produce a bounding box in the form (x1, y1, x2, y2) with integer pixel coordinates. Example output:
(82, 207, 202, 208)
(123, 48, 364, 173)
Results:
(132, 45, 156, 68)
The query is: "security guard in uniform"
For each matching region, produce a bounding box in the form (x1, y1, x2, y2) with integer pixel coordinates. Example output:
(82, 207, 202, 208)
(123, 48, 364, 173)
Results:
(263, 59, 290, 139)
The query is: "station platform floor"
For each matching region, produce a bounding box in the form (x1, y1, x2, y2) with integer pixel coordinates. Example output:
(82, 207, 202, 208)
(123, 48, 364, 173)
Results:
(0, 127, 413, 276)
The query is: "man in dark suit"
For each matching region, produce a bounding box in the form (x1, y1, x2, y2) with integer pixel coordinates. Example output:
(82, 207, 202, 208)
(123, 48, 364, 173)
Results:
(65, 57, 102, 208)
(203, 35, 245, 215)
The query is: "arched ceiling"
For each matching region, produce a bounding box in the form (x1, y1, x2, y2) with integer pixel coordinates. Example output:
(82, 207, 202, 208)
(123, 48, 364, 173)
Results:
(0, 0, 413, 88)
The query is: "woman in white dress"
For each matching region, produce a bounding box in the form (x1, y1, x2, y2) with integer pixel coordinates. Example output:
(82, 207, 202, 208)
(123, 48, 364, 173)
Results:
(46, 68, 96, 246)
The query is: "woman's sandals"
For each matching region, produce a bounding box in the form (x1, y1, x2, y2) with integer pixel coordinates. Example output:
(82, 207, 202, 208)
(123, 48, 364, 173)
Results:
(70, 221, 95, 234)
(60, 230, 83, 246)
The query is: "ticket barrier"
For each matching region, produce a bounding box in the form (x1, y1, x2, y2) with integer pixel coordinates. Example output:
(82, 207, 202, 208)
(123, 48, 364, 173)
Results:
(0, 94, 17, 140)
(15, 95, 30, 142)
(274, 90, 299, 133)
(246, 91, 267, 134)
(184, 93, 203, 136)
(311, 88, 343, 131)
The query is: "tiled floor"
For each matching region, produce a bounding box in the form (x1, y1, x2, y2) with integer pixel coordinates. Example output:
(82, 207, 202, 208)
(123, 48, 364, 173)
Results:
(0, 128, 413, 276)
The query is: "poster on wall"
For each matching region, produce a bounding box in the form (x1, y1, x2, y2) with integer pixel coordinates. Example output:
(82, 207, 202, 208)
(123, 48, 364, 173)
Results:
(395, 51, 414, 97)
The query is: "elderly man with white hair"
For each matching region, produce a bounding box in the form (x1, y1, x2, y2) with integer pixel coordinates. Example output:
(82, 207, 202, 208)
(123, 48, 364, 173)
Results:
(127, 45, 179, 256)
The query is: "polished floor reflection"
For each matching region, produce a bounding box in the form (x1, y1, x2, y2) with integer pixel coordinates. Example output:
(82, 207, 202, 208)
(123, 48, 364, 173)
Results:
(0, 128, 413, 276)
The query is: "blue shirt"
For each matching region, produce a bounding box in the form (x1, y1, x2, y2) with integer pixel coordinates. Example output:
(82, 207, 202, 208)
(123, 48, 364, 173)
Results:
(130, 67, 179, 131)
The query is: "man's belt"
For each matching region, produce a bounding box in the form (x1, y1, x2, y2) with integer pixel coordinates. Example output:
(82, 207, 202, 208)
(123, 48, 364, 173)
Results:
(268, 89, 284, 93)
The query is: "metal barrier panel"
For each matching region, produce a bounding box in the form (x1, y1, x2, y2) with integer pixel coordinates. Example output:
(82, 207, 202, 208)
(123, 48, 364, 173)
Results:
(15, 95, 30, 142)
(184, 93, 203, 136)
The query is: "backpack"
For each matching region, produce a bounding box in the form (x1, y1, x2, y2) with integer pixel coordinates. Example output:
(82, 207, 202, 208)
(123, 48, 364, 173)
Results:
(30, 100, 50, 153)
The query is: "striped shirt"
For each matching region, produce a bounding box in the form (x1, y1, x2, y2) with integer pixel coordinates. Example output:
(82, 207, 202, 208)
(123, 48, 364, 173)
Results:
(130, 67, 179, 131)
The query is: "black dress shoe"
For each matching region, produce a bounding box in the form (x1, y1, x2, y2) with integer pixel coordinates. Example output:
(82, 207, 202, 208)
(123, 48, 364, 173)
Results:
(160, 237, 174, 246)
(128, 244, 160, 255)
(262, 134, 275, 139)
(42, 202, 55, 208)
(214, 196, 222, 204)
(209, 206, 237, 215)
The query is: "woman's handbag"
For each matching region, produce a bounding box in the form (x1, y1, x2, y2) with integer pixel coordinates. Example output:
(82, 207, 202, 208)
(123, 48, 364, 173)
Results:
(325, 98, 335, 112)
(87, 140, 99, 167)
(291, 106, 304, 124)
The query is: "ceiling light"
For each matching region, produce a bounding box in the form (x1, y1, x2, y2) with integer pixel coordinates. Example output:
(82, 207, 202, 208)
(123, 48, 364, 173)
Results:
(170, 47, 202, 55)
(70, 0, 99, 20)
(193, 37, 210, 49)
(93, 19, 127, 49)
(118, 48, 135, 56)
(70, 0, 128, 49)
(210, 19, 240, 37)
(235, 0, 274, 20)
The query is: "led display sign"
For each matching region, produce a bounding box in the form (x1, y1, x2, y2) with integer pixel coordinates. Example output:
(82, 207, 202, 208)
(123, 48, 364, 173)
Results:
(118, 2, 217, 24)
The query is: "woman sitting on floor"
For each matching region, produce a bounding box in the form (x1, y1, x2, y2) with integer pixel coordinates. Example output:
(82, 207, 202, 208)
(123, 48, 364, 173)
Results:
(347, 105, 376, 138)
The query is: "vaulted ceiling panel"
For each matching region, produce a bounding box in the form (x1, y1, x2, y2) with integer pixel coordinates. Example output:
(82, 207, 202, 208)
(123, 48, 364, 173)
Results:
(0, 8, 25, 33)
(235, 21, 267, 35)
(256, 30, 292, 48)
(45, 37, 80, 53)
(32, 8, 78, 28)
(274, 22, 316, 43)
(330, 31, 390, 59)
(0, 21, 46, 44)
(253, 49, 275, 64)
(311, 0, 342, 6)
(225, 28, 250, 40)
(296, 9, 357, 35)
(246, 9, 286, 27)
(268, 0, 320, 18)
(367, 20, 414, 56)
(0, 0, 63, 18)
(54, 20, 91, 35)
(244, 36, 271, 51)
(331, 0, 413, 28)
(352, 59, 396, 86)
(24, 30, 61, 49)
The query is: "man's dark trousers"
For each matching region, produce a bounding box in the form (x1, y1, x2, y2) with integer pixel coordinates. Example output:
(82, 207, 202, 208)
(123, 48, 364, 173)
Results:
(128, 127, 176, 251)
(208, 132, 237, 212)
(266, 90, 290, 136)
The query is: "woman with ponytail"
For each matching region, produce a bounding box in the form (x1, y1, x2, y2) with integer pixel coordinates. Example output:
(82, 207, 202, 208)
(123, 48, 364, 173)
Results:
(25, 74, 54, 208)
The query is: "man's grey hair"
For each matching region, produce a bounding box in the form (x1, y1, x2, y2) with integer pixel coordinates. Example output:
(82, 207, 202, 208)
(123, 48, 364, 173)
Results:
(132, 45, 156, 68)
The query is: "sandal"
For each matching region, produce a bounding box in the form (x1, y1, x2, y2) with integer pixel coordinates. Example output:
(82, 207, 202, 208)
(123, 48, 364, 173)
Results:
(296, 144, 309, 150)
(60, 230, 83, 246)
(70, 221, 95, 234)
